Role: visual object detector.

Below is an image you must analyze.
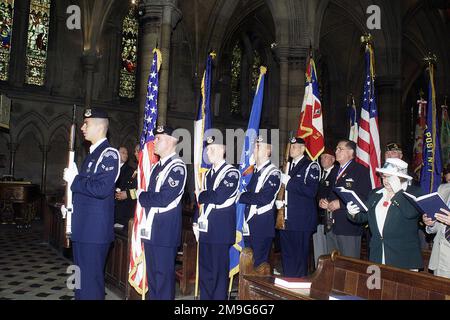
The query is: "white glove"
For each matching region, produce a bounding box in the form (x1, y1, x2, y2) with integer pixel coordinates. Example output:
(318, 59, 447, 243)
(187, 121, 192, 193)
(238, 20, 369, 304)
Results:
(386, 175, 402, 193)
(346, 201, 360, 216)
(280, 174, 291, 185)
(275, 200, 284, 210)
(60, 204, 67, 218)
(192, 223, 199, 242)
(63, 162, 78, 187)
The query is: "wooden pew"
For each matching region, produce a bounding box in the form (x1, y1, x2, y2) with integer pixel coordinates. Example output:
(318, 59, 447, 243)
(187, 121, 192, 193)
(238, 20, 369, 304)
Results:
(175, 228, 197, 295)
(239, 250, 450, 300)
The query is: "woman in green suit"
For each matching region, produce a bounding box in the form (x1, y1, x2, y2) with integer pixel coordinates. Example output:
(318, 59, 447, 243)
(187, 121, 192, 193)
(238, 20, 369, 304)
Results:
(346, 158, 423, 270)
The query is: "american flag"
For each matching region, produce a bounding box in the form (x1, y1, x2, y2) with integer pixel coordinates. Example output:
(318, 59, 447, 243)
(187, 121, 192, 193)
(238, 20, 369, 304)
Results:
(356, 43, 381, 188)
(128, 49, 161, 298)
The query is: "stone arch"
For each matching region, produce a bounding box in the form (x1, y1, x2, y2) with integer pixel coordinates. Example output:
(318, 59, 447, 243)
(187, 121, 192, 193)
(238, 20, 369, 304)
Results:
(15, 121, 45, 148)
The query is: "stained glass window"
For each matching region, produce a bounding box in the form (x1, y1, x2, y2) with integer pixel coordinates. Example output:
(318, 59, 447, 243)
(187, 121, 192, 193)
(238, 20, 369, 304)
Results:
(119, 6, 138, 99)
(0, 0, 14, 81)
(251, 50, 261, 93)
(25, 0, 51, 86)
(230, 43, 241, 115)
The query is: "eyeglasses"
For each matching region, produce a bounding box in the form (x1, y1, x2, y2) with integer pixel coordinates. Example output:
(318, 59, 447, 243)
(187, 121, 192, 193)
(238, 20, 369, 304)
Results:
(335, 147, 351, 152)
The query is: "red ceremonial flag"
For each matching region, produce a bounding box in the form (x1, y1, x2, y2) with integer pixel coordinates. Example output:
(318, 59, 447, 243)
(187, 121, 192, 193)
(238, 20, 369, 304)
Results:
(297, 56, 324, 161)
(412, 97, 427, 179)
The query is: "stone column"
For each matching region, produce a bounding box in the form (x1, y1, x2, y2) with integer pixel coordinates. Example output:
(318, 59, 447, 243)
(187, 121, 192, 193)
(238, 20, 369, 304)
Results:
(7, 143, 18, 177)
(39, 144, 50, 194)
(275, 46, 290, 149)
(138, 0, 181, 130)
(81, 52, 99, 108)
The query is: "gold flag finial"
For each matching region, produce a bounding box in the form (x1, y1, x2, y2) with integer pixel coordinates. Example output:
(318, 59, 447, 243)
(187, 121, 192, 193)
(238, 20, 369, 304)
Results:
(423, 53, 437, 66)
(360, 33, 372, 45)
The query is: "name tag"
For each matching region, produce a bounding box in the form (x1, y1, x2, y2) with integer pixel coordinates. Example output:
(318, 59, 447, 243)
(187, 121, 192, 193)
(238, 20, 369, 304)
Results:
(242, 221, 250, 236)
(140, 229, 150, 240)
(198, 216, 208, 233)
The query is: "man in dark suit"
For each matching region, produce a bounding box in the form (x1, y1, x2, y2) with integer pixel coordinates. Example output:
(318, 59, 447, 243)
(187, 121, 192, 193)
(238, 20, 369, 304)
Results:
(63, 108, 120, 300)
(194, 136, 240, 300)
(114, 146, 137, 229)
(275, 137, 320, 277)
(314, 147, 338, 266)
(137, 126, 186, 300)
(325, 139, 371, 258)
(238, 134, 281, 269)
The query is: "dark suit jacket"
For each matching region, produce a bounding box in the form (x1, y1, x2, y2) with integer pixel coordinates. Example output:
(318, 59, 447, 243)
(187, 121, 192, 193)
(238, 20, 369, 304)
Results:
(347, 185, 424, 269)
(316, 164, 339, 225)
(114, 162, 137, 226)
(328, 160, 371, 236)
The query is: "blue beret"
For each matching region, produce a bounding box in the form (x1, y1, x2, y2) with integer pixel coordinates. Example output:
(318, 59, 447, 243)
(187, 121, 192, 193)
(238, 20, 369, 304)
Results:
(84, 108, 109, 119)
(290, 136, 305, 145)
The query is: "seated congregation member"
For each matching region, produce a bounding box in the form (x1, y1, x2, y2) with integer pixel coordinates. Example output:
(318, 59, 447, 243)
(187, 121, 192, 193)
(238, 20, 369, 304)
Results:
(347, 158, 424, 270)
(325, 139, 371, 259)
(114, 145, 137, 229)
(137, 126, 186, 300)
(315, 147, 338, 266)
(276, 137, 320, 277)
(238, 134, 281, 270)
(193, 136, 240, 300)
(422, 177, 450, 278)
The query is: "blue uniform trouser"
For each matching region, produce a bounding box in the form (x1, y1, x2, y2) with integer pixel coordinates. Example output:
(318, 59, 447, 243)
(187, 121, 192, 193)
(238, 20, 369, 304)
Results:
(199, 242, 230, 300)
(72, 241, 110, 300)
(244, 236, 273, 268)
(280, 230, 313, 277)
(144, 243, 177, 300)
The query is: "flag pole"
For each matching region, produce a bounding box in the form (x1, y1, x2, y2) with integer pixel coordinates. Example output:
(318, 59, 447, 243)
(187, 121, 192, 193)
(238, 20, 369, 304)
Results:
(228, 274, 234, 299)
(194, 241, 199, 299)
(141, 253, 146, 300)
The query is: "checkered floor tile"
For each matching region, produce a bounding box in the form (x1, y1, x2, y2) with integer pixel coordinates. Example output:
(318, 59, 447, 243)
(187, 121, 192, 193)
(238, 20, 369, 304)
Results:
(0, 222, 120, 300)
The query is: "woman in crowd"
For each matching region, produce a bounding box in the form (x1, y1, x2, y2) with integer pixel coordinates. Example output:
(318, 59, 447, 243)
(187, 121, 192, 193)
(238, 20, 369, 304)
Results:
(346, 158, 423, 270)
(422, 164, 450, 278)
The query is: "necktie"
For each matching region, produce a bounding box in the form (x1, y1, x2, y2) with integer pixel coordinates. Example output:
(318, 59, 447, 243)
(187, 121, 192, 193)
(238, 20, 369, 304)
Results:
(321, 170, 327, 182)
(445, 225, 450, 242)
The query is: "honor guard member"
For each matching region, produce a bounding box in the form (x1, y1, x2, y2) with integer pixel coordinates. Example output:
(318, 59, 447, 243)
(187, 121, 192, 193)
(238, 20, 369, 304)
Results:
(137, 126, 186, 300)
(275, 137, 320, 277)
(193, 136, 240, 300)
(63, 108, 120, 300)
(238, 134, 281, 269)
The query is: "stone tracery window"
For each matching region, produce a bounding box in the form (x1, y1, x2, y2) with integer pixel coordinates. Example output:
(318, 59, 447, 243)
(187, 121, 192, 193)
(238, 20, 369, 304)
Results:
(25, 0, 51, 86)
(0, 0, 14, 81)
(119, 5, 139, 99)
(230, 42, 242, 115)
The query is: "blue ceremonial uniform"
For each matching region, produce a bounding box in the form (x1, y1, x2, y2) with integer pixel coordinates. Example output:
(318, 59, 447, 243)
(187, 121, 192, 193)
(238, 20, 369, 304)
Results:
(239, 161, 280, 267)
(138, 154, 186, 300)
(196, 162, 240, 300)
(71, 139, 119, 300)
(280, 156, 320, 277)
